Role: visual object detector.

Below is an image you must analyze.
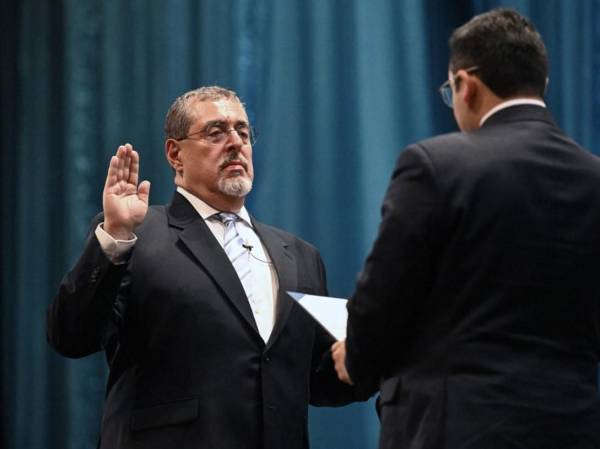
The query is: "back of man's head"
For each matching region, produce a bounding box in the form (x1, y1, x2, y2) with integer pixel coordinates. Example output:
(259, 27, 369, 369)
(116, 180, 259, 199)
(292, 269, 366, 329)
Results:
(449, 8, 548, 99)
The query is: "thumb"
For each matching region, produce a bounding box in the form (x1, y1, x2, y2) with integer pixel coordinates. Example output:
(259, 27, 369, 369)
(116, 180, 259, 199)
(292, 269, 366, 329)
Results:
(138, 180, 151, 204)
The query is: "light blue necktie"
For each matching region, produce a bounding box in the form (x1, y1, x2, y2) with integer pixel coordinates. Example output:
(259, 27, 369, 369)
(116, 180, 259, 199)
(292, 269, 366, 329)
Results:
(216, 213, 254, 303)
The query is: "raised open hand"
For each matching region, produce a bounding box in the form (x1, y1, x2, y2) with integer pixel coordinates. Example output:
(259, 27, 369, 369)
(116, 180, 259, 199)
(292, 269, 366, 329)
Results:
(102, 144, 151, 239)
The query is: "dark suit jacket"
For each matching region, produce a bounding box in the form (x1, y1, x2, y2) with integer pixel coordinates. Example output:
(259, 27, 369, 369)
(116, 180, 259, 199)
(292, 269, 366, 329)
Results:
(346, 105, 600, 449)
(47, 192, 368, 449)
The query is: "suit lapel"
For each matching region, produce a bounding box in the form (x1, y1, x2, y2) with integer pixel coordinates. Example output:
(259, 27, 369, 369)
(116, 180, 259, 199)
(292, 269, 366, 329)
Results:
(253, 221, 298, 349)
(167, 193, 260, 337)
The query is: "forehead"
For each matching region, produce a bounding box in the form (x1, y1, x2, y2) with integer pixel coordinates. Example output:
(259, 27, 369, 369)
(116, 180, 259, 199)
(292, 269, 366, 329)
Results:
(189, 98, 249, 126)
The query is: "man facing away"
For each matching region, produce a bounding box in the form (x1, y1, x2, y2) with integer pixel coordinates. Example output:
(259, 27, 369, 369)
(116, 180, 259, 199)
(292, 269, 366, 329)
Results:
(333, 8, 600, 449)
(48, 86, 372, 449)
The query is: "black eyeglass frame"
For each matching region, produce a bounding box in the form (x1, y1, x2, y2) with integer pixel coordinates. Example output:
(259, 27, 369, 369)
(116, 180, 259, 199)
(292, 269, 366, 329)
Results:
(177, 121, 258, 146)
(438, 66, 480, 108)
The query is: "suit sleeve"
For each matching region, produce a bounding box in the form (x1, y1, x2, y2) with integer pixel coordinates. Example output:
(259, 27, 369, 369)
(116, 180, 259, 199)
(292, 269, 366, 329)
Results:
(46, 214, 129, 358)
(345, 144, 442, 383)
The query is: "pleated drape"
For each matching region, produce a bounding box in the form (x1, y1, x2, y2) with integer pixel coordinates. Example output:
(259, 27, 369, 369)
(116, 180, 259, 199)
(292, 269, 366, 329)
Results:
(2, 1, 599, 448)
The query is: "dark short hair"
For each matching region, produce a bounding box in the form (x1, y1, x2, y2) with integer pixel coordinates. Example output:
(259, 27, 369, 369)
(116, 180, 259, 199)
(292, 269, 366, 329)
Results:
(164, 86, 243, 140)
(449, 8, 548, 98)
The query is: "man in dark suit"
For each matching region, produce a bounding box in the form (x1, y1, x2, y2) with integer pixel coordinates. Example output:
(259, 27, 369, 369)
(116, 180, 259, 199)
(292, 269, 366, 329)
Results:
(47, 86, 371, 449)
(332, 8, 600, 449)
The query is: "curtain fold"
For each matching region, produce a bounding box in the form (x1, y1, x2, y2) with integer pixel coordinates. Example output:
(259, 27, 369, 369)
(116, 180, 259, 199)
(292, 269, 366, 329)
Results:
(2, 1, 599, 448)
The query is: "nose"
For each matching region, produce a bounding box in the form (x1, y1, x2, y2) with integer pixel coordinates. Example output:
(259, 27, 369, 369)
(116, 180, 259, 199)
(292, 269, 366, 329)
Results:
(224, 129, 246, 154)
(226, 128, 244, 145)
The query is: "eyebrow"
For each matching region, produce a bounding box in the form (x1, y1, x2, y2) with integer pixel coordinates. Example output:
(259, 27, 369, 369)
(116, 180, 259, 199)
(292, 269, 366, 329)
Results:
(203, 119, 250, 129)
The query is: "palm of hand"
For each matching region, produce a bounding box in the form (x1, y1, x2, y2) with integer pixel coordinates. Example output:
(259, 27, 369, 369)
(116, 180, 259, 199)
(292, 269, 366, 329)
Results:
(105, 181, 148, 227)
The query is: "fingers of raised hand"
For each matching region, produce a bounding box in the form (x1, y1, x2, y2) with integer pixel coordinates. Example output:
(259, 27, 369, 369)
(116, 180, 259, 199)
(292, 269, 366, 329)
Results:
(137, 180, 151, 204)
(105, 144, 139, 193)
(121, 144, 142, 188)
(114, 145, 127, 190)
(119, 144, 133, 188)
(129, 148, 140, 187)
(105, 154, 120, 193)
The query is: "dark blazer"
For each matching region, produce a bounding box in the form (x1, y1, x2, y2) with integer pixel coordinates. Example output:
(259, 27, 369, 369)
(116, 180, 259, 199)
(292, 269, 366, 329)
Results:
(48, 192, 368, 449)
(346, 105, 600, 449)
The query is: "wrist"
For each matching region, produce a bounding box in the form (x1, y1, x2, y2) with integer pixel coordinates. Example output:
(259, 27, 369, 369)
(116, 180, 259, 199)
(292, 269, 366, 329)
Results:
(103, 222, 134, 240)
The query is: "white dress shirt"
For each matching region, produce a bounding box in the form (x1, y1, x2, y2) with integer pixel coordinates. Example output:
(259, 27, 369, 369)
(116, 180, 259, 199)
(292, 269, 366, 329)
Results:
(95, 186, 279, 342)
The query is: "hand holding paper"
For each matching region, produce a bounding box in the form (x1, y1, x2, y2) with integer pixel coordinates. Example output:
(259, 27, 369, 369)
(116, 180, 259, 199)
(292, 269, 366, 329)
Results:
(331, 340, 353, 385)
(287, 291, 354, 385)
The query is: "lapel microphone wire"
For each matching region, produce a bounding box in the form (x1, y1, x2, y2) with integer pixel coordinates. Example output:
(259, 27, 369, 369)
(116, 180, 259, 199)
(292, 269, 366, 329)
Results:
(242, 241, 273, 265)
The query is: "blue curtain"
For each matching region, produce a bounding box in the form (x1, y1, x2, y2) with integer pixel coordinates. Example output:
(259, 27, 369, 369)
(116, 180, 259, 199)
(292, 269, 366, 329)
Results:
(2, 1, 599, 448)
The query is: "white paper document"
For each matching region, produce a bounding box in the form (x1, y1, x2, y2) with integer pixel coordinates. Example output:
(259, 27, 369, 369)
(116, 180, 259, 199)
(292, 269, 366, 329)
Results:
(287, 291, 348, 340)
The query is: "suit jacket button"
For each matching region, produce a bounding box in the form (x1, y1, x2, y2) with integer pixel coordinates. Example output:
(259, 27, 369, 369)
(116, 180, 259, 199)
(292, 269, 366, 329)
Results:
(89, 267, 101, 283)
(264, 355, 271, 363)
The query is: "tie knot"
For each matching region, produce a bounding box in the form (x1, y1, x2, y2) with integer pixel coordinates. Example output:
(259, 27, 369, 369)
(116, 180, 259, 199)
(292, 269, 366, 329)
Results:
(216, 212, 238, 225)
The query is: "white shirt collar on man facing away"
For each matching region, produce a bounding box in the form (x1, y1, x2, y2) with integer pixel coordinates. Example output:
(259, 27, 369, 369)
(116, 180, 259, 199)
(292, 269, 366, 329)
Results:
(479, 98, 546, 127)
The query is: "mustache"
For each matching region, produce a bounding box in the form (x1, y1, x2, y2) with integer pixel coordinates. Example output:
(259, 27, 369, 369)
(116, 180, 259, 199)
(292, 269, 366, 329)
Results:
(219, 153, 249, 171)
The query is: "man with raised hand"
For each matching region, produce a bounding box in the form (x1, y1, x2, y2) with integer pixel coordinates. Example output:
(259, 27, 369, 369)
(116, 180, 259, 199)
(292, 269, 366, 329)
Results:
(48, 86, 372, 449)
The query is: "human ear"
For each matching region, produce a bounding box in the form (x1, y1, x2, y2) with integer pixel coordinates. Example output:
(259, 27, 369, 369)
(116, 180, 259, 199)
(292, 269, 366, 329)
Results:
(456, 71, 479, 106)
(165, 139, 183, 173)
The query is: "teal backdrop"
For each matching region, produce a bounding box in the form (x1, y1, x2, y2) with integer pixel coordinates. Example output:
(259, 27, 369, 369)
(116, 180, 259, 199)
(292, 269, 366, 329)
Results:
(2, 1, 600, 448)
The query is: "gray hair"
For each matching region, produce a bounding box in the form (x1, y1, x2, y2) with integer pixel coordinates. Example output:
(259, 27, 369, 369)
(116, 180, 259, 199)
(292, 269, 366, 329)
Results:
(164, 86, 242, 139)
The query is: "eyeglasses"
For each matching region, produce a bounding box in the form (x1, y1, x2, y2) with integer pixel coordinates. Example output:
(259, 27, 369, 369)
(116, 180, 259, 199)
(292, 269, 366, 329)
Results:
(438, 66, 480, 108)
(178, 121, 257, 145)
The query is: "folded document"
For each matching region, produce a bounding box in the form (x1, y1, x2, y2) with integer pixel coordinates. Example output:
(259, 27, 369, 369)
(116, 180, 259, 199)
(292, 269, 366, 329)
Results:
(287, 291, 348, 340)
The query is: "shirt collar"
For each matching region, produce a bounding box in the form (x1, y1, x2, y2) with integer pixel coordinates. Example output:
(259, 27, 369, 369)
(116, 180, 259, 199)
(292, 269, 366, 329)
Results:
(176, 186, 253, 227)
(479, 98, 546, 127)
